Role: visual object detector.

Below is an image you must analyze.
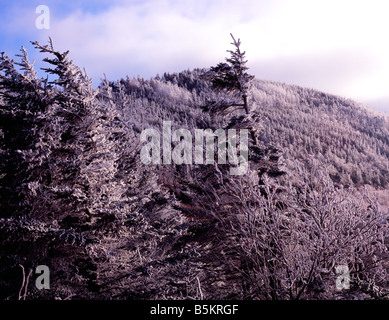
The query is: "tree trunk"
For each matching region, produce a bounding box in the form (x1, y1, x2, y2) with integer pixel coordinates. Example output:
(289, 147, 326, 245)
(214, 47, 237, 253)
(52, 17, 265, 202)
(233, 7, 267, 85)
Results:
(243, 94, 249, 114)
(242, 94, 258, 145)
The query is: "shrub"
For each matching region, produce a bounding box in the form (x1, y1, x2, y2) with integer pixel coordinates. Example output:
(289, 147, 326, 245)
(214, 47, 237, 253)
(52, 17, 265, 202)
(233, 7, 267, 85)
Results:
(217, 161, 388, 299)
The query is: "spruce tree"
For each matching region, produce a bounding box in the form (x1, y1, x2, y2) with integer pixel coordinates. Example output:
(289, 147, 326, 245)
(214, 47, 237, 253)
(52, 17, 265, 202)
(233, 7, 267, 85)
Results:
(0, 39, 128, 298)
(30, 38, 125, 229)
(204, 34, 254, 115)
(203, 34, 284, 177)
(0, 47, 51, 219)
(203, 34, 261, 146)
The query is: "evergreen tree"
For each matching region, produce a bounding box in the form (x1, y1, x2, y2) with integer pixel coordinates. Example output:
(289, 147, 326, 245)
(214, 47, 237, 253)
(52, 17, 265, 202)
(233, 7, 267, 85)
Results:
(0, 47, 51, 219)
(203, 33, 254, 116)
(0, 39, 127, 298)
(203, 34, 262, 147)
(30, 38, 125, 229)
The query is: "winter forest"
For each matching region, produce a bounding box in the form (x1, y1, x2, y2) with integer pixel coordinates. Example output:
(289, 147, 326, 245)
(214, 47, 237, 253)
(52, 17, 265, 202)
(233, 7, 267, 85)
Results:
(0, 35, 388, 300)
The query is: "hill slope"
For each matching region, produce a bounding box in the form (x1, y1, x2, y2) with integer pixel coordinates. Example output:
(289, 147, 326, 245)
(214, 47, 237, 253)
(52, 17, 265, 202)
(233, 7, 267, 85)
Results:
(1, 46, 388, 301)
(111, 69, 389, 190)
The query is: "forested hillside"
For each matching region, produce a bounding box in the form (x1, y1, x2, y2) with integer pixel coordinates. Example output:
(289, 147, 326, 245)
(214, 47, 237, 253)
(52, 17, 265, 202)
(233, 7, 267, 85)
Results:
(0, 40, 388, 300)
(110, 69, 389, 190)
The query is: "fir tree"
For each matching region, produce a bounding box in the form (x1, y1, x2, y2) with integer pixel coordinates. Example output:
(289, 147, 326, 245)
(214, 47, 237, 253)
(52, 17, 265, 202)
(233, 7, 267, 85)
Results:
(0, 39, 128, 298)
(0, 47, 51, 219)
(30, 38, 125, 229)
(203, 33, 254, 116)
(203, 34, 259, 145)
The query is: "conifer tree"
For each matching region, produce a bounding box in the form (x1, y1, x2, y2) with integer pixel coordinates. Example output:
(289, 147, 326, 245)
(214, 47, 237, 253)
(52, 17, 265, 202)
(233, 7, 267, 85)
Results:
(203, 34, 260, 146)
(0, 46, 59, 298)
(0, 47, 51, 219)
(204, 33, 254, 116)
(30, 38, 125, 229)
(0, 39, 127, 298)
(203, 34, 284, 177)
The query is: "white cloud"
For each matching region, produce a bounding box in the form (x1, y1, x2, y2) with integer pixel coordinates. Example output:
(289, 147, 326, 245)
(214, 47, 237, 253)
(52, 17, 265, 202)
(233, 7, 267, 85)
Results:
(27, 0, 389, 112)
(35, 0, 279, 81)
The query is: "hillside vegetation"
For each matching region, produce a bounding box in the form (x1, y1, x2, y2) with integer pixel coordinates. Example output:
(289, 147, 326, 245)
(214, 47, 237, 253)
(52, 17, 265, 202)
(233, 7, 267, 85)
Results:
(0, 40, 388, 300)
(112, 69, 389, 190)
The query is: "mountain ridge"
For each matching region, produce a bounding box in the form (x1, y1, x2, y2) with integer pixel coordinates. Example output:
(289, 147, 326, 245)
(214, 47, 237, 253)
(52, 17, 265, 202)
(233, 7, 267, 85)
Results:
(110, 69, 389, 191)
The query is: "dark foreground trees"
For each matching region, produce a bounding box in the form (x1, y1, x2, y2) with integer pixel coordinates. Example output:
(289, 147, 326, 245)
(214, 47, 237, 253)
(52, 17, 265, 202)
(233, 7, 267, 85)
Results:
(0, 39, 202, 300)
(0, 39, 131, 298)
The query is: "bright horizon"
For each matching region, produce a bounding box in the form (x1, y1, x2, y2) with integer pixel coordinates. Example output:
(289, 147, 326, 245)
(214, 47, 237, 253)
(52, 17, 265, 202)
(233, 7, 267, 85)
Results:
(1, 0, 389, 114)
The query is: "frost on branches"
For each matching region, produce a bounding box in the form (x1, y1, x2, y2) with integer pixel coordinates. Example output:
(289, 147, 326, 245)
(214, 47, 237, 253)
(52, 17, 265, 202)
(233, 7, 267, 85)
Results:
(0, 38, 132, 297)
(217, 161, 388, 299)
(203, 33, 254, 116)
(0, 37, 387, 300)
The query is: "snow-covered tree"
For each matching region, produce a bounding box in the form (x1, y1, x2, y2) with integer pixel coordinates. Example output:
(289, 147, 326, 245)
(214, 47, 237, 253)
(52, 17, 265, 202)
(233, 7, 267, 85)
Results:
(215, 161, 388, 299)
(0, 39, 129, 298)
(29, 38, 126, 229)
(203, 33, 254, 116)
(0, 47, 51, 219)
(202, 34, 263, 149)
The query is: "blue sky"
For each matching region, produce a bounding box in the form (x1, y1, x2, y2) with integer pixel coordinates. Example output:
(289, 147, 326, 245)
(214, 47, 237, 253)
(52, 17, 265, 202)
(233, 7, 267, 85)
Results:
(1, 0, 389, 113)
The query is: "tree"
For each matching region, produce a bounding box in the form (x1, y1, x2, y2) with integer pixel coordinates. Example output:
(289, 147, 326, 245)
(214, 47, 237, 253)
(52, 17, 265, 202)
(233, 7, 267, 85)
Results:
(27, 38, 126, 229)
(0, 47, 53, 219)
(216, 161, 388, 299)
(0, 38, 128, 298)
(203, 34, 261, 148)
(203, 33, 254, 116)
(202, 34, 285, 179)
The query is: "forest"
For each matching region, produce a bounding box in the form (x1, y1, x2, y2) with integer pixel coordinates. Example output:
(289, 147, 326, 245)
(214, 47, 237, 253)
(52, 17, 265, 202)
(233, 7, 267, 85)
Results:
(0, 37, 388, 300)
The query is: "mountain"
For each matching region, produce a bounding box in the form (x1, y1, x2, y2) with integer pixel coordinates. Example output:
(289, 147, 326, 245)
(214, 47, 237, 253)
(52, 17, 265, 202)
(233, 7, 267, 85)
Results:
(1, 44, 388, 301)
(111, 69, 389, 190)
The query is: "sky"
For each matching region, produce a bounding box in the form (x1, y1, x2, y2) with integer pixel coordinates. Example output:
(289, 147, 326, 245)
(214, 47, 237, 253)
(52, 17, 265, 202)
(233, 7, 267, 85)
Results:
(1, 0, 389, 114)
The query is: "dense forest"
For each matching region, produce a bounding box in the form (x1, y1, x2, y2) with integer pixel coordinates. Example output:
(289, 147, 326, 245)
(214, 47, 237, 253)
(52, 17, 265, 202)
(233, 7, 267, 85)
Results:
(0, 38, 388, 300)
(113, 69, 389, 189)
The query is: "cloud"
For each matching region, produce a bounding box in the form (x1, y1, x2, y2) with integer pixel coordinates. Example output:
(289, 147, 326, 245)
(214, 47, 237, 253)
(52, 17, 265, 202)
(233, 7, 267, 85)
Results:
(251, 48, 378, 96)
(33, 0, 277, 82)
(2, 0, 389, 113)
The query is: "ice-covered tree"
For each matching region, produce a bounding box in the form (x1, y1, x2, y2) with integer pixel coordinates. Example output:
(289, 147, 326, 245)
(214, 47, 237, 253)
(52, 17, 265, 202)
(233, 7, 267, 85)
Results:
(29, 38, 126, 229)
(203, 33, 254, 116)
(202, 34, 264, 149)
(0, 47, 51, 219)
(0, 39, 129, 298)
